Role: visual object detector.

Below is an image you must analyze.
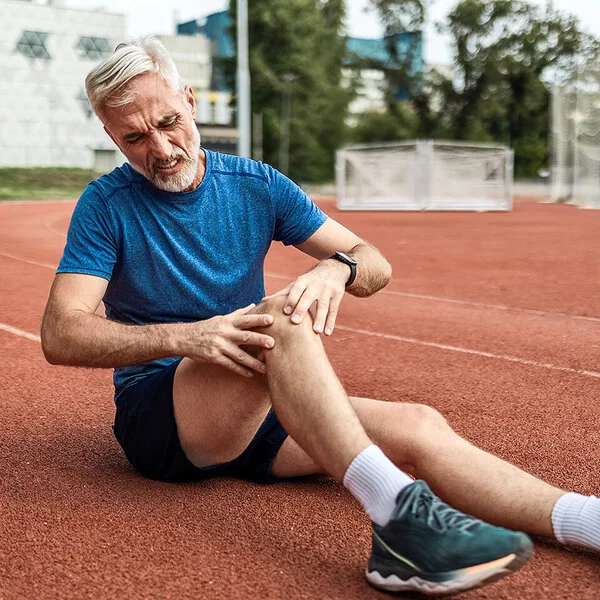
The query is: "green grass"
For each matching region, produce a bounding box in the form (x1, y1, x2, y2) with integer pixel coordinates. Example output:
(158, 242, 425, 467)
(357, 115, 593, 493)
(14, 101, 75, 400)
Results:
(0, 167, 101, 200)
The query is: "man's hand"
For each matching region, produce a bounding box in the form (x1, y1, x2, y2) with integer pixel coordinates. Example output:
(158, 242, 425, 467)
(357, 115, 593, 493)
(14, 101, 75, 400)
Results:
(186, 305, 275, 378)
(262, 260, 348, 336)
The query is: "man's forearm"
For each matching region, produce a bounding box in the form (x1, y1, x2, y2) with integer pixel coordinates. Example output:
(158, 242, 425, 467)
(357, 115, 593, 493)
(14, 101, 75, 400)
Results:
(345, 243, 392, 297)
(41, 309, 186, 368)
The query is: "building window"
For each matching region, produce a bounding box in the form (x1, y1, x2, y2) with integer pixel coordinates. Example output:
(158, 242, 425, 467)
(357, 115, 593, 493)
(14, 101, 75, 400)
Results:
(15, 31, 51, 60)
(75, 36, 111, 60)
(78, 90, 93, 119)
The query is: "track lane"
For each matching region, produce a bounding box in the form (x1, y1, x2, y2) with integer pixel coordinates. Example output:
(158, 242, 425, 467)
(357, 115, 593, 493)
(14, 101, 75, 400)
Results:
(1, 199, 600, 599)
(1, 330, 600, 599)
(2, 253, 598, 381)
(267, 199, 600, 318)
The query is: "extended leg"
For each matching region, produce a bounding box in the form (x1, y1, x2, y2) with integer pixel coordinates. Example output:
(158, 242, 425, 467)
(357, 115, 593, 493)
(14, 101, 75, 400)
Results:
(352, 398, 562, 536)
(274, 397, 600, 548)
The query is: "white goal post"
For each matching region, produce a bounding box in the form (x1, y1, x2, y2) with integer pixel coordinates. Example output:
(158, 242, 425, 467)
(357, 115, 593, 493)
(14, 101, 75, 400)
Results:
(551, 64, 600, 208)
(336, 140, 514, 211)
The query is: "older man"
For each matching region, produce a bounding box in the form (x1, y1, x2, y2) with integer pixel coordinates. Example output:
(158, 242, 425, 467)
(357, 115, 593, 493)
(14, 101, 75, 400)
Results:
(41, 38, 599, 596)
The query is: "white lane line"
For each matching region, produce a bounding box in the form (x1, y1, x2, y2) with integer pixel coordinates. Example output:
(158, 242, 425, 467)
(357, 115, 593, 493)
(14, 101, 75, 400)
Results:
(1, 314, 597, 381)
(382, 290, 600, 324)
(0, 322, 41, 343)
(0, 261, 596, 377)
(264, 271, 600, 323)
(0, 250, 56, 270)
(336, 324, 600, 380)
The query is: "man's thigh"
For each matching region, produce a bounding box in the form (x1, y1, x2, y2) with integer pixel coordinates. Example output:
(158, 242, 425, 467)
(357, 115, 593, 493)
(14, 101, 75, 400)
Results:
(173, 356, 273, 468)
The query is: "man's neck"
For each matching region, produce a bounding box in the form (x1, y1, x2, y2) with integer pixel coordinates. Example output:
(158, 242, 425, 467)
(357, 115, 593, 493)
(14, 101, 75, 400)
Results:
(183, 148, 207, 192)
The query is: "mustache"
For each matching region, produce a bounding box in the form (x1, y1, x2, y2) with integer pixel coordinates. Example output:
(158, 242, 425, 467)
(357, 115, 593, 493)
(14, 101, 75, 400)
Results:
(152, 148, 187, 168)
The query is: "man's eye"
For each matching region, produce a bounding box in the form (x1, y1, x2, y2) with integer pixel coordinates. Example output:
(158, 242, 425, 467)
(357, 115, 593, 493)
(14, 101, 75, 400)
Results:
(126, 135, 142, 144)
(161, 119, 178, 128)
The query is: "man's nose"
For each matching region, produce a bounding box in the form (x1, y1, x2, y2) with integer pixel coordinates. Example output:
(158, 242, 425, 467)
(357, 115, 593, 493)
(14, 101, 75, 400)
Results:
(149, 131, 172, 160)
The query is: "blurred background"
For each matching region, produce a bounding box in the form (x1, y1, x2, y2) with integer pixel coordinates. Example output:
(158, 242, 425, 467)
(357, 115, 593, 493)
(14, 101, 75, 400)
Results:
(1, 0, 599, 204)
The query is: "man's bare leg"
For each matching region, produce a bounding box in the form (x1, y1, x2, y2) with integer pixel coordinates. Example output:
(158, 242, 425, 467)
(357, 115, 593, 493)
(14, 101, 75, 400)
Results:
(173, 295, 559, 538)
(272, 398, 564, 537)
(173, 296, 536, 594)
(174, 295, 373, 479)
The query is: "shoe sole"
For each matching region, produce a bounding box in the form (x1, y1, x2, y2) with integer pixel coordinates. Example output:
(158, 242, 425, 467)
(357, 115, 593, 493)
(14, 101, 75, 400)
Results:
(365, 545, 533, 596)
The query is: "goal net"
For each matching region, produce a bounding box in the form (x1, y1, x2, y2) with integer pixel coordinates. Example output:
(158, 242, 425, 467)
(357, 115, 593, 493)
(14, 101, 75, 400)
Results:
(551, 65, 600, 208)
(336, 140, 513, 211)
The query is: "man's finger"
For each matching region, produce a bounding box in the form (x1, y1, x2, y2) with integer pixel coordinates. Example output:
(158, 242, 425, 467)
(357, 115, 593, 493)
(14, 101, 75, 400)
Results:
(312, 296, 331, 334)
(224, 343, 267, 374)
(234, 330, 275, 349)
(261, 287, 290, 301)
(217, 355, 256, 378)
(290, 289, 317, 324)
(231, 303, 256, 315)
(324, 296, 341, 336)
(235, 313, 274, 329)
(284, 282, 307, 316)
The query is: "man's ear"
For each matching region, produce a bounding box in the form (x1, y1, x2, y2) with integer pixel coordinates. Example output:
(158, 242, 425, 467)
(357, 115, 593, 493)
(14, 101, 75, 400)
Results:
(184, 85, 197, 120)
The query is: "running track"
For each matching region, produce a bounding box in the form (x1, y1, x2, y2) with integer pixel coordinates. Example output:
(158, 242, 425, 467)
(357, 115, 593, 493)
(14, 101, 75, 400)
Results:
(0, 197, 599, 599)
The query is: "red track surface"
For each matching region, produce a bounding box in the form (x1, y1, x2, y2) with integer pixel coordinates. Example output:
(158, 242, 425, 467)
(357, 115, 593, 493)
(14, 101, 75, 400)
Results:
(1, 198, 599, 599)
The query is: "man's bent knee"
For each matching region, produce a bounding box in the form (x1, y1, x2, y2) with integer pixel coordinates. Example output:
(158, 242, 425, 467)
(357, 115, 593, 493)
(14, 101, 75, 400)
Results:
(409, 403, 449, 430)
(253, 295, 316, 335)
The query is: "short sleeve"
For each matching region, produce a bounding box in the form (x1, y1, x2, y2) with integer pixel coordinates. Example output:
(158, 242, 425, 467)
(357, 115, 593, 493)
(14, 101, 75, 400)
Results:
(57, 183, 117, 280)
(265, 164, 327, 246)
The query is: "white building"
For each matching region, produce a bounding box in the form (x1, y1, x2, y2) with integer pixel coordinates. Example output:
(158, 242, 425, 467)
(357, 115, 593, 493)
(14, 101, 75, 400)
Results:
(0, 0, 125, 169)
(343, 67, 388, 125)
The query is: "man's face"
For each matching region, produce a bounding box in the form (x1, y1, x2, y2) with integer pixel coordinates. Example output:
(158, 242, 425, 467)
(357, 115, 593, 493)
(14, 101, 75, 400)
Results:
(102, 72, 201, 192)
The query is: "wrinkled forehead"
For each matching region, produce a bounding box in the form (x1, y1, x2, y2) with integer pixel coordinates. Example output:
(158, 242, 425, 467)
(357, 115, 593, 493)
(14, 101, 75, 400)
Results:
(102, 72, 184, 127)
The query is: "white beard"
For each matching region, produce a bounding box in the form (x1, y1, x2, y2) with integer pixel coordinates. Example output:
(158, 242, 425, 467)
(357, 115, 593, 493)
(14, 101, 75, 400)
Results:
(146, 127, 201, 193)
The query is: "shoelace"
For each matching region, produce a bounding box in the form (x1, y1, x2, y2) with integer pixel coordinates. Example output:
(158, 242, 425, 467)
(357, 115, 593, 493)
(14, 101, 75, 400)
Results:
(395, 484, 481, 534)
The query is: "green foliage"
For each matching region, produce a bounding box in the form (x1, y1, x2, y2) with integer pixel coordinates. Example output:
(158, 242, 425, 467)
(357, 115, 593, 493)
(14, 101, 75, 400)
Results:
(347, 104, 418, 144)
(360, 0, 600, 177)
(431, 0, 597, 176)
(229, 0, 352, 182)
(0, 167, 98, 200)
(370, 0, 428, 34)
(224, 0, 598, 180)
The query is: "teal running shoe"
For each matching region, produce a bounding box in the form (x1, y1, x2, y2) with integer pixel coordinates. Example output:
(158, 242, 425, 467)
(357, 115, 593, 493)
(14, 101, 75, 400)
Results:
(366, 481, 533, 596)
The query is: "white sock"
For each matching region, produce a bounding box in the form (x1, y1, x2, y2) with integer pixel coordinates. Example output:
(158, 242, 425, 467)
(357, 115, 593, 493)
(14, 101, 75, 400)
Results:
(342, 445, 414, 526)
(551, 492, 600, 551)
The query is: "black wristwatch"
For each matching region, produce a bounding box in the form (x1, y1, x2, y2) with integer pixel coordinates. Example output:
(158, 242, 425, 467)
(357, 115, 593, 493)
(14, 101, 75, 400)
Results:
(329, 251, 357, 287)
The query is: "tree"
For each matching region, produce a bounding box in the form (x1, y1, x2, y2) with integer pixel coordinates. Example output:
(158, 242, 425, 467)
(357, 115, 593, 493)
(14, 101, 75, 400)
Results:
(348, 106, 418, 144)
(229, 0, 352, 182)
(370, 0, 428, 34)
(436, 0, 598, 176)
(350, 1, 433, 139)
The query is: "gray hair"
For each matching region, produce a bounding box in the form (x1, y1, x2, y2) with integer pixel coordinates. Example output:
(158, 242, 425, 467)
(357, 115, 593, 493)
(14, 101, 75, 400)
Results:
(85, 36, 184, 118)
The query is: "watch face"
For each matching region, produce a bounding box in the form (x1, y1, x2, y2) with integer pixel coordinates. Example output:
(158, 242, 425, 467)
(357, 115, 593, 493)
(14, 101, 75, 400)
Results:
(335, 251, 357, 266)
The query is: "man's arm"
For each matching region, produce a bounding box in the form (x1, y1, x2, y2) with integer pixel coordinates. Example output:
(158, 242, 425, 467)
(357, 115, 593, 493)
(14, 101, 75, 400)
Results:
(263, 218, 392, 336)
(41, 273, 275, 377)
(295, 218, 392, 298)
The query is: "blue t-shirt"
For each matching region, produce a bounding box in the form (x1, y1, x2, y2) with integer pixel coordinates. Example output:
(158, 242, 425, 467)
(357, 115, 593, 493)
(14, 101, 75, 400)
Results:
(58, 149, 327, 395)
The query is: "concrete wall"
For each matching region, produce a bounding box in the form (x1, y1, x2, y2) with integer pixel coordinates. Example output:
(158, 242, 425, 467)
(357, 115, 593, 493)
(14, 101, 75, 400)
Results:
(0, 0, 125, 168)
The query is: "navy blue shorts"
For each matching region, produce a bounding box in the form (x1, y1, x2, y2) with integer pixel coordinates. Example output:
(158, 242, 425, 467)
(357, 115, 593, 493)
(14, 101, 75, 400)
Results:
(113, 359, 288, 483)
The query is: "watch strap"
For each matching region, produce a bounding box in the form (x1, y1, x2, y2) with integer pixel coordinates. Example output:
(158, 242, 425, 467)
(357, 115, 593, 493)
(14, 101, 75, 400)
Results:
(330, 251, 357, 287)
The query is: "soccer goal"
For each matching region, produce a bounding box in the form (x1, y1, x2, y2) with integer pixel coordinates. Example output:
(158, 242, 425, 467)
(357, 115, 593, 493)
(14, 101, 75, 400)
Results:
(551, 65, 600, 208)
(336, 140, 513, 211)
